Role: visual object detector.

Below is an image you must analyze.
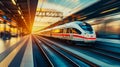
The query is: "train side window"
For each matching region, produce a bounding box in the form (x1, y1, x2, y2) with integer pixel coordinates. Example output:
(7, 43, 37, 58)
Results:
(66, 28, 69, 33)
(63, 28, 67, 33)
(66, 28, 72, 33)
(60, 29, 63, 33)
(70, 28, 72, 33)
(54, 29, 60, 33)
(72, 28, 81, 34)
(61, 29, 63, 33)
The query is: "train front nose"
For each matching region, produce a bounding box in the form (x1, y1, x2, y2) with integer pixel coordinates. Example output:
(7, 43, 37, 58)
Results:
(84, 34, 96, 42)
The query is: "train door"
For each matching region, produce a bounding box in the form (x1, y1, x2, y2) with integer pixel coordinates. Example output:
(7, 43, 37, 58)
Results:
(65, 28, 75, 44)
(59, 29, 63, 39)
(63, 28, 67, 39)
(63, 28, 70, 40)
(67, 28, 73, 40)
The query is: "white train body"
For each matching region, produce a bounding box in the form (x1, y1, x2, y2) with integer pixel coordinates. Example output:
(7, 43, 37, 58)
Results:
(39, 21, 96, 43)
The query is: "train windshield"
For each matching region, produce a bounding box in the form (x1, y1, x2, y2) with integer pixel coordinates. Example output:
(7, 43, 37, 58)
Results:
(78, 23, 93, 31)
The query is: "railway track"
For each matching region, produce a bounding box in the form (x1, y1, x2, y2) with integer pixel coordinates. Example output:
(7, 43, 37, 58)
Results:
(76, 46, 120, 63)
(36, 36, 120, 67)
(32, 36, 53, 67)
(41, 42, 79, 67)
(40, 36, 120, 61)
(89, 47, 120, 59)
(35, 36, 99, 67)
(33, 36, 80, 67)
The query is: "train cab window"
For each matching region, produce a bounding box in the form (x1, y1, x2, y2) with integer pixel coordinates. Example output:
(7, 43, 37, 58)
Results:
(72, 28, 81, 34)
(79, 23, 93, 31)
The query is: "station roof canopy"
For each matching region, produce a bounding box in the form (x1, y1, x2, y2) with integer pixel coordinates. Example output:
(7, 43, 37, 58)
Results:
(0, 0, 120, 33)
(0, 0, 38, 33)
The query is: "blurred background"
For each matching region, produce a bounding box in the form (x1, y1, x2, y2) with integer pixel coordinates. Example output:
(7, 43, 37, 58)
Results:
(86, 12, 120, 39)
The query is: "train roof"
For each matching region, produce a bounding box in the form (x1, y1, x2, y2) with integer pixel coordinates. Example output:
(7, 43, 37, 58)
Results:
(51, 21, 85, 29)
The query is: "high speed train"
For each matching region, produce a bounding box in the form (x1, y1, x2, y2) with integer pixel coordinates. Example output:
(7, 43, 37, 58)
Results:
(39, 21, 96, 44)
